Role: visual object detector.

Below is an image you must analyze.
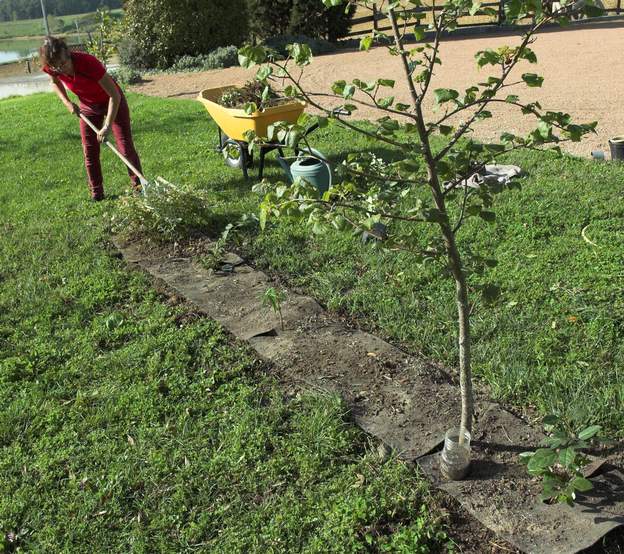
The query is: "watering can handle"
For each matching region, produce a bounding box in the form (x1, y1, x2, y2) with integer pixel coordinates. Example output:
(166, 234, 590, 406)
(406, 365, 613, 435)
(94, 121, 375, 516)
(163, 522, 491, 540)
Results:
(277, 148, 332, 189)
(276, 155, 294, 184)
(300, 147, 332, 190)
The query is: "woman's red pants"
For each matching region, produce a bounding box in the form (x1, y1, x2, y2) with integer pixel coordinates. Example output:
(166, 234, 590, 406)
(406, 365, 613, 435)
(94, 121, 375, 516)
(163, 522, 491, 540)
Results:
(79, 94, 143, 200)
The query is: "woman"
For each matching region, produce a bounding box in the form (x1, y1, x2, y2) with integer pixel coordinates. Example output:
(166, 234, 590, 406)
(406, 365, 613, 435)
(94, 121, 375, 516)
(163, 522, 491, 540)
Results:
(40, 36, 143, 201)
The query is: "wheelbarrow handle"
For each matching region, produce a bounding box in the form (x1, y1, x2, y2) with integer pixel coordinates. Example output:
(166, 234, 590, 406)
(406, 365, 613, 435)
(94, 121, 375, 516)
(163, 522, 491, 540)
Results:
(77, 112, 149, 186)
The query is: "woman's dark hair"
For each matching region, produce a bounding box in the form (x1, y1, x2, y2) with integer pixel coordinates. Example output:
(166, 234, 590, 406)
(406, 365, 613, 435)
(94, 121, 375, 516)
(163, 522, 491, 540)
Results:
(39, 36, 69, 69)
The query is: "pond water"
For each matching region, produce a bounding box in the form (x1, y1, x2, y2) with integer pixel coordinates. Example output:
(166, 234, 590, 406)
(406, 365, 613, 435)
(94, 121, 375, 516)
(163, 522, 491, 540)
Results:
(0, 38, 41, 64)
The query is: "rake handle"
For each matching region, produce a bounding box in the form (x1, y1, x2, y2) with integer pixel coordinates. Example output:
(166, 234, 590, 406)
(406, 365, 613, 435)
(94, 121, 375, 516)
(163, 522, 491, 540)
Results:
(78, 112, 148, 184)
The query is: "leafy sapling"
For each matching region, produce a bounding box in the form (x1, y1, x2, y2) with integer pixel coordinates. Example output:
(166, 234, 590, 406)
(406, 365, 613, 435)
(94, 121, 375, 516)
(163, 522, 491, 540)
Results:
(239, 0, 602, 462)
(520, 415, 605, 506)
(262, 286, 286, 330)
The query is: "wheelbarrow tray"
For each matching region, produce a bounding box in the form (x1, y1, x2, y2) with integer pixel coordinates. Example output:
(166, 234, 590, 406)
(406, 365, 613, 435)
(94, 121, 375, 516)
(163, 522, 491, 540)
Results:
(198, 85, 306, 142)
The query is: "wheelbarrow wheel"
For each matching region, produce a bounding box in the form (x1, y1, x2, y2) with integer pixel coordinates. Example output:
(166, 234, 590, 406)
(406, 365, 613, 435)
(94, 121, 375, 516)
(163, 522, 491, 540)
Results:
(221, 135, 252, 169)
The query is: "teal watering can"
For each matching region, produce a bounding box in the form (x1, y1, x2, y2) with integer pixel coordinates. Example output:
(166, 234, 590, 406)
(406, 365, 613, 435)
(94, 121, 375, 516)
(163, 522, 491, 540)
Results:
(277, 148, 332, 194)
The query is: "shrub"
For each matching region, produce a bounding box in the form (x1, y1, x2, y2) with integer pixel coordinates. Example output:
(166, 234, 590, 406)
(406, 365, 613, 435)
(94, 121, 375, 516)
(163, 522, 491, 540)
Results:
(168, 46, 239, 72)
(123, 0, 249, 69)
(288, 0, 355, 41)
(109, 66, 142, 85)
(264, 34, 336, 56)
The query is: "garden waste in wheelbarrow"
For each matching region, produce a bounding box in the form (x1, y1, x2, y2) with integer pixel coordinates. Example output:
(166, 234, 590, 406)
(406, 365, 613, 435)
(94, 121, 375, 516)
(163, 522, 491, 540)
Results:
(197, 85, 306, 179)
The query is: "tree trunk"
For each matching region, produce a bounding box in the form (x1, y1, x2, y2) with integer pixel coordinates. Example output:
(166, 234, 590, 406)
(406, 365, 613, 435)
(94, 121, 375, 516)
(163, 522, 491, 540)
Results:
(387, 8, 474, 438)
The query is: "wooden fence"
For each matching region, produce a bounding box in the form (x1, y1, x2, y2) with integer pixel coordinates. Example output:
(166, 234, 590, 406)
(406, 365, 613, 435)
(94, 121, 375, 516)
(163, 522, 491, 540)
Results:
(347, 1, 623, 36)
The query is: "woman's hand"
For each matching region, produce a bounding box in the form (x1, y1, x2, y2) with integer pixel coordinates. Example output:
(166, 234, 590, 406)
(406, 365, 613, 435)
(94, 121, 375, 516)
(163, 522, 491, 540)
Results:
(97, 123, 110, 143)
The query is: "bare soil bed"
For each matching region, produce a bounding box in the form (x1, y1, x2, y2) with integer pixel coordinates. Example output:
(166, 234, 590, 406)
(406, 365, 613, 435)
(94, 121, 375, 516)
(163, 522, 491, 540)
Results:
(131, 21, 624, 158)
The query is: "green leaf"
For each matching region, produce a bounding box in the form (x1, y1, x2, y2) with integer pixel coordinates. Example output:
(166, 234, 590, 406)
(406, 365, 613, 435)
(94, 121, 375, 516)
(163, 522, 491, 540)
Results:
(243, 102, 258, 115)
(332, 80, 346, 95)
(377, 96, 395, 109)
(291, 43, 313, 66)
(542, 415, 559, 426)
(343, 84, 356, 99)
(538, 120, 552, 138)
(527, 448, 557, 474)
(414, 27, 426, 41)
(433, 88, 459, 105)
(578, 425, 601, 441)
(571, 476, 593, 493)
(377, 79, 395, 88)
(238, 45, 267, 68)
(522, 73, 544, 88)
(558, 447, 576, 468)
(520, 47, 538, 63)
(256, 65, 272, 82)
(360, 36, 373, 51)
(469, 1, 482, 15)
(475, 49, 500, 68)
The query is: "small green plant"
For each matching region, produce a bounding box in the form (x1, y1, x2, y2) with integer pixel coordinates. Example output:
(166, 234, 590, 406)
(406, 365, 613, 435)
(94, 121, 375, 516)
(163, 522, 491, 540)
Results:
(520, 415, 604, 506)
(262, 286, 286, 330)
(198, 239, 227, 271)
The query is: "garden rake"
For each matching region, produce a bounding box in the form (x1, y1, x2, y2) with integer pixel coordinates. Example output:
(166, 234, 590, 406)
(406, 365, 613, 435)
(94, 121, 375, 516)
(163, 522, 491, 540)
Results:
(78, 112, 177, 195)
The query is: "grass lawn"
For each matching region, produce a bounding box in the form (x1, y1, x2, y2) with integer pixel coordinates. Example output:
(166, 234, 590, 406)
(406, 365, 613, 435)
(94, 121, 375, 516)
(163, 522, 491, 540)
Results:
(107, 92, 623, 435)
(0, 93, 450, 551)
(136, 90, 624, 437)
(6, 91, 623, 435)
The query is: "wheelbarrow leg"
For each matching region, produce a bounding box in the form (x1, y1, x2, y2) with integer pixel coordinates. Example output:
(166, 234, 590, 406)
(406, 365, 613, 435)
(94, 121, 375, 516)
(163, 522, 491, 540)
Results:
(259, 146, 269, 180)
(240, 141, 249, 179)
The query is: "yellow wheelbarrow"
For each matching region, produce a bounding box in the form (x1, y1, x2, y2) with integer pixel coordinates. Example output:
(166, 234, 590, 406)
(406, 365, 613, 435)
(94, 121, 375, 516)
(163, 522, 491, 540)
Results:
(197, 85, 306, 179)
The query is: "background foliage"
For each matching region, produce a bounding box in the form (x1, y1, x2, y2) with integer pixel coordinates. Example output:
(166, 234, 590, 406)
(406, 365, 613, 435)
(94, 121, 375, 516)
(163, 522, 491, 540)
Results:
(122, 0, 249, 69)
(246, 0, 355, 42)
(0, 0, 121, 22)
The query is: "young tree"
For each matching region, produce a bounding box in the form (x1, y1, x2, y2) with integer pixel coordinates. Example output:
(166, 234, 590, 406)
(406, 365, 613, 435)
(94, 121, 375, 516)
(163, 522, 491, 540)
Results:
(239, 0, 601, 453)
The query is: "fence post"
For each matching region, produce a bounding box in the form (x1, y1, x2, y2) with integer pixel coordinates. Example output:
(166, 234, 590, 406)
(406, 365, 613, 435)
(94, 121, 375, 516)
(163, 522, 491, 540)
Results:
(498, 0, 505, 25)
(617, 0, 621, 15)
(373, 3, 379, 31)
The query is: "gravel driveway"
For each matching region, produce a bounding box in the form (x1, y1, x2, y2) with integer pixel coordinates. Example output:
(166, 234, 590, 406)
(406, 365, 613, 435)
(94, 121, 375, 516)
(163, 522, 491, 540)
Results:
(131, 20, 624, 158)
